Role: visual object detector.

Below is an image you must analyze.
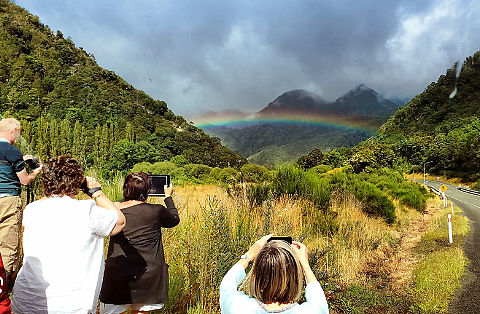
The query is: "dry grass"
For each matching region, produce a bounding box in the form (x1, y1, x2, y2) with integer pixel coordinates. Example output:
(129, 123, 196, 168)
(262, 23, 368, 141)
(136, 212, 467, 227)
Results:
(404, 173, 473, 186)
(92, 181, 459, 313)
(157, 184, 437, 313)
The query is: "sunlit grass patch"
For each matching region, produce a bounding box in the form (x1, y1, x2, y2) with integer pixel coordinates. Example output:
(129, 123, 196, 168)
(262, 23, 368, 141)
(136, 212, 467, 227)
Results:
(91, 172, 469, 314)
(331, 284, 409, 314)
(410, 248, 467, 314)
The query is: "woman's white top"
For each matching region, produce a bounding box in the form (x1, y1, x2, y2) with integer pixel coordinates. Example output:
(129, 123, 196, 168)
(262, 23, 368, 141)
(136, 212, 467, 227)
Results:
(12, 196, 118, 314)
(220, 263, 329, 314)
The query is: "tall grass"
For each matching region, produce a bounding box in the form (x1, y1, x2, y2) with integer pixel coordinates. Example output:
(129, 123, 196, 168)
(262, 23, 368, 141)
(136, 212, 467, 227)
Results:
(88, 167, 448, 313)
(156, 183, 411, 313)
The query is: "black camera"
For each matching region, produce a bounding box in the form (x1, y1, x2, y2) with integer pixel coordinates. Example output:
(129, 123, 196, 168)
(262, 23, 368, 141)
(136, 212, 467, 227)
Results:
(267, 236, 292, 244)
(26, 157, 40, 169)
(80, 179, 88, 194)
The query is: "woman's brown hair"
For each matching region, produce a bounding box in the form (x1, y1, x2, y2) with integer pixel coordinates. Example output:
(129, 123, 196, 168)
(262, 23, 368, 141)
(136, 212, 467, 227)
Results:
(244, 240, 304, 304)
(42, 155, 84, 197)
(123, 172, 151, 201)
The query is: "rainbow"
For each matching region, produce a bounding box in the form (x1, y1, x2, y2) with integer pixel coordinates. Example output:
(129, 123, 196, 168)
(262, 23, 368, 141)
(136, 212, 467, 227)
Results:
(192, 112, 384, 135)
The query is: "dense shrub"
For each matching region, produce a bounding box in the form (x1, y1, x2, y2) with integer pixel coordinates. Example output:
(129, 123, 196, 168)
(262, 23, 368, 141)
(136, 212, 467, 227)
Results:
(184, 164, 212, 182)
(309, 164, 333, 175)
(327, 171, 397, 223)
(272, 166, 330, 209)
(240, 163, 270, 183)
(273, 165, 399, 223)
(472, 179, 480, 191)
(272, 165, 305, 196)
(218, 167, 240, 185)
(351, 180, 396, 223)
(246, 182, 272, 207)
(170, 155, 189, 167)
(357, 168, 429, 211)
(131, 161, 177, 175)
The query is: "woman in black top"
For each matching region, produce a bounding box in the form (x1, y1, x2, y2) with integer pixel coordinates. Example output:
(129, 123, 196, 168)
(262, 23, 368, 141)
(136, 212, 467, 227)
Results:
(100, 172, 180, 314)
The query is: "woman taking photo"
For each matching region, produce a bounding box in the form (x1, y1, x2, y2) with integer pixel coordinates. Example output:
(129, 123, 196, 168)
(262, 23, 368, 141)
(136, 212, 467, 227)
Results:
(100, 172, 180, 314)
(220, 234, 329, 314)
(11, 155, 126, 314)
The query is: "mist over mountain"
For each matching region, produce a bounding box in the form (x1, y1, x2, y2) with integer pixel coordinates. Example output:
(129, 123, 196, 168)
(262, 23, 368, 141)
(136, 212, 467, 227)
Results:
(259, 89, 327, 115)
(332, 84, 400, 116)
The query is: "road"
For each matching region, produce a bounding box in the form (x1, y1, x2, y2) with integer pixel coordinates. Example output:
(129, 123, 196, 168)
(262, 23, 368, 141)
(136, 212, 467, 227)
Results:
(423, 181, 480, 314)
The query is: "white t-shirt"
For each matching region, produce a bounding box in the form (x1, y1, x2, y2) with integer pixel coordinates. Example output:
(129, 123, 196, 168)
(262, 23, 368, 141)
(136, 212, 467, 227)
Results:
(12, 196, 118, 314)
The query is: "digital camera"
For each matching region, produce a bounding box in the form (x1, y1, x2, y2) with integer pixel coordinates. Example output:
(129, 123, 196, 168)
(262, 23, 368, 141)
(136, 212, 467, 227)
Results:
(26, 157, 40, 169)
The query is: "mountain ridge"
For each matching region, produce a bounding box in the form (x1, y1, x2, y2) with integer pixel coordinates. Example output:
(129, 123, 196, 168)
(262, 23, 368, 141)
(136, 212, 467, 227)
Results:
(190, 85, 403, 167)
(191, 84, 402, 126)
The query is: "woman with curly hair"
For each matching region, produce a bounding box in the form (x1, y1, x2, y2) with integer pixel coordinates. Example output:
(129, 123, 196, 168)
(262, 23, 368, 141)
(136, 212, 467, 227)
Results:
(11, 155, 126, 314)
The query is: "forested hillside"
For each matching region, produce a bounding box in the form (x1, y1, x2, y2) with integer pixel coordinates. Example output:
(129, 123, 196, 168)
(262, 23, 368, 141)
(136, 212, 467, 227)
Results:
(297, 50, 480, 182)
(0, 0, 246, 174)
(376, 51, 480, 178)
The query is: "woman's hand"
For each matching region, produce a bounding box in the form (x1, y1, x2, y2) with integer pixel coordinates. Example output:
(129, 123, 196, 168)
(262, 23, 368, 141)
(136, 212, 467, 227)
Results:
(164, 184, 174, 197)
(237, 234, 273, 269)
(22, 154, 34, 161)
(246, 234, 274, 261)
(291, 241, 309, 265)
(85, 176, 101, 189)
(291, 241, 317, 284)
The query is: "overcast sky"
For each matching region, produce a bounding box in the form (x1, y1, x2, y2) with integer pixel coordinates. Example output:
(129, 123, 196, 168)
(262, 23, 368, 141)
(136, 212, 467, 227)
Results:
(12, 0, 480, 118)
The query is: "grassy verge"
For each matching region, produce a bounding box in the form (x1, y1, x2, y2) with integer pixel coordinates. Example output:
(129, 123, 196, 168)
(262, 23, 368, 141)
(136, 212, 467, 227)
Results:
(330, 197, 469, 314)
(409, 199, 469, 313)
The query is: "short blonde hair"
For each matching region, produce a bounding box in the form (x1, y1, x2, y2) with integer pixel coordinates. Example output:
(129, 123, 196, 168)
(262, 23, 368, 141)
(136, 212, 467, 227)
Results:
(0, 118, 21, 132)
(244, 240, 304, 304)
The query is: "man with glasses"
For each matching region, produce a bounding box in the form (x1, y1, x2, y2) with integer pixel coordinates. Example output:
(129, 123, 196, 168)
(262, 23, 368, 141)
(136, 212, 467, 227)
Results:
(0, 118, 42, 291)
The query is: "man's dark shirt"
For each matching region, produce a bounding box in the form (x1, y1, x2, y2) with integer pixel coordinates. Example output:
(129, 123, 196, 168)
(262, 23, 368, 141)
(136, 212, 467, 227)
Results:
(0, 140, 25, 196)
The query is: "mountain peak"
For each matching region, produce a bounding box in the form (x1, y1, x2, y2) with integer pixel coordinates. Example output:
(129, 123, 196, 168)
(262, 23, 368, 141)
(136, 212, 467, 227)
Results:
(334, 84, 399, 116)
(259, 89, 326, 114)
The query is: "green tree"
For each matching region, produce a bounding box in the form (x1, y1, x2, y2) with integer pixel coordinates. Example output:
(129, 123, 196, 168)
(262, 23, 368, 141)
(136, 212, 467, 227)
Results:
(296, 148, 324, 170)
(170, 155, 189, 168)
(240, 163, 270, 183)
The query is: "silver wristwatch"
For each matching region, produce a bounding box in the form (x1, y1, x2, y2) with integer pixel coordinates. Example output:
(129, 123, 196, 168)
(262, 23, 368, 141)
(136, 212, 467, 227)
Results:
(240, 253, 251, 263)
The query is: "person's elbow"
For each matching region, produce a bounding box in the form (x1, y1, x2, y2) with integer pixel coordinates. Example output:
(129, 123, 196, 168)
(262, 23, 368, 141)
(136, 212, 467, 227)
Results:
(109, 215, 126, 236)
(172, 215, 180, 227)
(17, 170, 31, 185)
(164, 214, 180, 228)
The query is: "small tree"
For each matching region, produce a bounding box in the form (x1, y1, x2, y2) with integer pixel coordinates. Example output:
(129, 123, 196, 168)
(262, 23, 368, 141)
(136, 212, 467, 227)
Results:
(296, 148, 324, 170)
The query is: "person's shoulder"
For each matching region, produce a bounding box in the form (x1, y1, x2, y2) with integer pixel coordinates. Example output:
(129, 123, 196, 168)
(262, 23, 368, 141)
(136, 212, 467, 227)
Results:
(2, 141, 18, 151)
(226, 293, 261, 314)
(139, 202, 164, 210)
(0, 141, 21, 155)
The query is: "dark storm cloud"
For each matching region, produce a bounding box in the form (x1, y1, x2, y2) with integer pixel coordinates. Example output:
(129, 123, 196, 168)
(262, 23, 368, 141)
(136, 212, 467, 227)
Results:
(12, 0, 480, 117)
